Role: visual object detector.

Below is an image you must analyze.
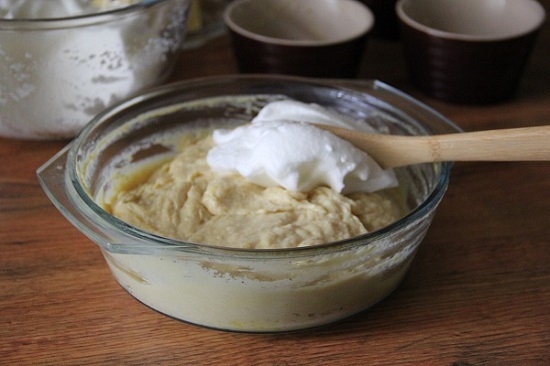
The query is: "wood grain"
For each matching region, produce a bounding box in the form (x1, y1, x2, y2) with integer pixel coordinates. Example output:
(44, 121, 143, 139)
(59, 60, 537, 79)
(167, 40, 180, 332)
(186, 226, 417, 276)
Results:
(1, 2, 550, 364)
(315, 124, 550, 168)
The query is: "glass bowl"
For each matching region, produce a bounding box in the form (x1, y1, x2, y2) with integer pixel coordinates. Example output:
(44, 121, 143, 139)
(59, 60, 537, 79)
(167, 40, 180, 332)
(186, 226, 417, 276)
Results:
(37, 75, 461, 333)
(0, 0, 190, 140)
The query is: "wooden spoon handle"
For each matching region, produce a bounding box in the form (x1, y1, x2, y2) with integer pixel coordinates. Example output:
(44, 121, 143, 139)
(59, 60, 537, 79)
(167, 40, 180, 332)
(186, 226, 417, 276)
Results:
(316, 125, 550, 168)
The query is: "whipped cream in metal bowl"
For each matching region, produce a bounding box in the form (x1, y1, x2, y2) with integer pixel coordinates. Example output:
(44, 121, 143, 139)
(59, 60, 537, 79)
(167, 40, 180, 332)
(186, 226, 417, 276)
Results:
(0, 0, 189, 140)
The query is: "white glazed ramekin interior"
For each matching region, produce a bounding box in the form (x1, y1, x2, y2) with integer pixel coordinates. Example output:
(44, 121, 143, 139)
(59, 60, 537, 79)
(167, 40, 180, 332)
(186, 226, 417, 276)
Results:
(396, 0, 546, 41)
(224, 0, 374, 46)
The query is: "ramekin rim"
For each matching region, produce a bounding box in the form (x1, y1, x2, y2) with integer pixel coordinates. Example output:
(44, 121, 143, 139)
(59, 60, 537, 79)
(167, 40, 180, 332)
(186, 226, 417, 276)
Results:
(223, 0, 374, 47)
(395, 0, 546, 42)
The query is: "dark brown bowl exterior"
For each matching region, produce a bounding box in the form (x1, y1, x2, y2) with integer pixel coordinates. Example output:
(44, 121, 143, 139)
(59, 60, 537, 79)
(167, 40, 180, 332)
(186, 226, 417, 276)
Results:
(399, 23, 541, 104)
(228, 30, 368, 78)
(359, 0, 399, 40)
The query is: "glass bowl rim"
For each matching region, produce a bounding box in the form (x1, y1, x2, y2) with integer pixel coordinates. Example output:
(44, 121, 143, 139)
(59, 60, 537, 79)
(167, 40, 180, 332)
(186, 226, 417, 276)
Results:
(66, 74, 459, 257)
(0, 0, 174, 28)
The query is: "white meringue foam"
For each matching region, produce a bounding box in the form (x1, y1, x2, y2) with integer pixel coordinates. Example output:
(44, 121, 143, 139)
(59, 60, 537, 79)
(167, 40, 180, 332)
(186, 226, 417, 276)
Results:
(207, 100, 397, 194)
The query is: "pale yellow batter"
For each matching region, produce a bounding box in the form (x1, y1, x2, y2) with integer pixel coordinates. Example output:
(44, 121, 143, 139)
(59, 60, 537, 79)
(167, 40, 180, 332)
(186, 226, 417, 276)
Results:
(105, 131, 405, 249)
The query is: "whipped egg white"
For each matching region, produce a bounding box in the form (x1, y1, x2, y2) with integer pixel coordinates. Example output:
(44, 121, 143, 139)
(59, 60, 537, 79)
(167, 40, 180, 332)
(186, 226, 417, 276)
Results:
(207, 100, 398, 194)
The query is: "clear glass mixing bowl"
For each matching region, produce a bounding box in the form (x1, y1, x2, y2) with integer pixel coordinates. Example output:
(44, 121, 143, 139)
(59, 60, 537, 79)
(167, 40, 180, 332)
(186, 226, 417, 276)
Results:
(37, 75, 460, 332)
(0, 0, 190, 140)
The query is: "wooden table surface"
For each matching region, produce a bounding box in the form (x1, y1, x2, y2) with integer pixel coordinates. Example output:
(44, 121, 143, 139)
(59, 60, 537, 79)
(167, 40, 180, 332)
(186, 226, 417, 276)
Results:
(2, 3, 549, 365)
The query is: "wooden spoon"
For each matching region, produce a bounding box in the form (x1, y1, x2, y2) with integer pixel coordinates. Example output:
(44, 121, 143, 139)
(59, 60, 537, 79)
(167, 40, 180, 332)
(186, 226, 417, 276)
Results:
(315, 124, 550, 169)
